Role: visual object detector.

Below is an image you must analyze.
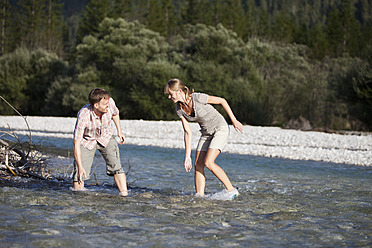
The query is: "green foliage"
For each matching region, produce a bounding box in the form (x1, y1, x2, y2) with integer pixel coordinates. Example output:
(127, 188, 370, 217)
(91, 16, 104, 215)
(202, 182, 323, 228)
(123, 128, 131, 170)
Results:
(15, 0, 65, 56)
(24, 49, 68, 115)
(272, 10, 297, 43)
(0, 48, 30, 114)
(352, 66, 372, 106)
(111, 0, 134, 20)
(331, 59, 372, 129)
(42, 76, 74, 116)
(170, 24, 265, 124)
(130, 60, 182, 119)
(74, 18, 173, 119)
(0, 0, 13, 55)
(326, 0, 362, 57)
(0, 47, 69, 115)
(245, 39, 317, 125)
(2, 0, 372, 131)
(75, 0, 111, 44)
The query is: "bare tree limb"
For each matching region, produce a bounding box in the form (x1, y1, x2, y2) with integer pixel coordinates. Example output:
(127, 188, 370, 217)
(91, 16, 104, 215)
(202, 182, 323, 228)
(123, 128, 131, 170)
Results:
(4, 151, 16, 176)
(0, 95, 32, 151)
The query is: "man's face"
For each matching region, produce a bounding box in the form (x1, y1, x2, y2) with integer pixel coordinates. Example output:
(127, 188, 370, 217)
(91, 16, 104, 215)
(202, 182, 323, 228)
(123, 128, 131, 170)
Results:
(94, 97, 110, 114)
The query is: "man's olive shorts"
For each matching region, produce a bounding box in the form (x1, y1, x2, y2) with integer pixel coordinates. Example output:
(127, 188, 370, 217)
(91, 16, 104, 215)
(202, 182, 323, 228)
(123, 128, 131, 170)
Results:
(73, 137, 124, 182)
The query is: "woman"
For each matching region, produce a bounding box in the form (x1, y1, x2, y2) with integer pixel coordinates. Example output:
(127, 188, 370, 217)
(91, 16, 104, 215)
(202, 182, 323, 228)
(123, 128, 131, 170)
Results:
(164, 78, 243, 199)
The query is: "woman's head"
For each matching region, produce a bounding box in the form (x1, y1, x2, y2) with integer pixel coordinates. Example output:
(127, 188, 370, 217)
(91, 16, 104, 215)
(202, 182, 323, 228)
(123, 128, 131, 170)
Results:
(164, 78, 193, 103)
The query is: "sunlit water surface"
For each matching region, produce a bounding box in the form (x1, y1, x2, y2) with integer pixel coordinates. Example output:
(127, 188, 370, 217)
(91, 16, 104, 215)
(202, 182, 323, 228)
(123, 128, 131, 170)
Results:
(0, 136, 371, 247)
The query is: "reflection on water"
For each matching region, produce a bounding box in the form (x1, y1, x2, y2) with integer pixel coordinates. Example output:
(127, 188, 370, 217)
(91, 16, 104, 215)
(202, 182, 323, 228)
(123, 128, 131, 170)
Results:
(0, 136, 371, 247)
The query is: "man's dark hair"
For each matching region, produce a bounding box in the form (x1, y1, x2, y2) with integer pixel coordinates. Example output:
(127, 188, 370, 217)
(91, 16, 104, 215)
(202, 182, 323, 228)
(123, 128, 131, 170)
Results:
(88, 88, 110, 105)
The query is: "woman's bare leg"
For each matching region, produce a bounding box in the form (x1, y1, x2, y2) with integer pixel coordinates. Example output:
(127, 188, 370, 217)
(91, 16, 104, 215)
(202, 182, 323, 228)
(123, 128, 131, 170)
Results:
(195, 149, 235, 196)
(194, 151, 207, 196)
(204, 148, 234, 191)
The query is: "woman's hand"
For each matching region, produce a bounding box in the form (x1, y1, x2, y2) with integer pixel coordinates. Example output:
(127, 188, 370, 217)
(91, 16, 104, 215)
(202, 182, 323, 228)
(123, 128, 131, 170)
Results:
(207, 96, 244, 133)
(184, 156, 192, 172)
(232, 119, 244, 133)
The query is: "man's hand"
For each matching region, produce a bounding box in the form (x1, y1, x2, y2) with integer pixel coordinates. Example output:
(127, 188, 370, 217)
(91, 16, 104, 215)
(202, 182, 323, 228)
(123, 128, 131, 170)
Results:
(118, 131, 125, 145)
(78, 167, 87, 184)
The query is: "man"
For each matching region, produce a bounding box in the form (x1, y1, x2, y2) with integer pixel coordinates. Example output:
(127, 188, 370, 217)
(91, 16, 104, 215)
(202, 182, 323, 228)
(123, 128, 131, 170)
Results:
(73, 88, 128, 196)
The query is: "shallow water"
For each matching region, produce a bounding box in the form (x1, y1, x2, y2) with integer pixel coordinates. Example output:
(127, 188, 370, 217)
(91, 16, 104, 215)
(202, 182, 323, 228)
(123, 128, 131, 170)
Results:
(0, 136, 371, 247)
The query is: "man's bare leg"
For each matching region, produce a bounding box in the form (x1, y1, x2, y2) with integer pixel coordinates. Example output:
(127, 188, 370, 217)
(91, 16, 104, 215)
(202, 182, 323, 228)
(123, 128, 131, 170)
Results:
(73, 181, 85, 191)
(114, 173, 128, 196)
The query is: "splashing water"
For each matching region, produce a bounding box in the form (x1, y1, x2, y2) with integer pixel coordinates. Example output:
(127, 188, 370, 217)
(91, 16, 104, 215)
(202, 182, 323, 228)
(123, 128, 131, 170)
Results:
(205, 189, 239, 201)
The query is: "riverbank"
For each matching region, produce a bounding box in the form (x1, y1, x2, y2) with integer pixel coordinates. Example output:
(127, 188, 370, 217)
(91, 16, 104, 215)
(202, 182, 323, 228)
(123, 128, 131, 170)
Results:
(0, 116, 371, 166)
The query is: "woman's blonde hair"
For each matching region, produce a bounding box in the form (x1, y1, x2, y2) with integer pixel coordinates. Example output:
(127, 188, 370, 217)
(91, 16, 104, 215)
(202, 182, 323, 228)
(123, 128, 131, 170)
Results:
(164, 78, 194, 106)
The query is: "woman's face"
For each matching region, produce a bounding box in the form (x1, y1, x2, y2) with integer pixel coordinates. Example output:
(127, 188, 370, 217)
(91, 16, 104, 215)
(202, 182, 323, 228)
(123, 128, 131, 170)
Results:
(167, 89, 182, 103)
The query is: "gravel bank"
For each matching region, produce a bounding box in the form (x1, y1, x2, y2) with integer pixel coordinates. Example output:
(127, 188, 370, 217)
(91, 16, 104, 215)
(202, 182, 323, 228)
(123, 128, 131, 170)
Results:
(1, 116, 371, 166)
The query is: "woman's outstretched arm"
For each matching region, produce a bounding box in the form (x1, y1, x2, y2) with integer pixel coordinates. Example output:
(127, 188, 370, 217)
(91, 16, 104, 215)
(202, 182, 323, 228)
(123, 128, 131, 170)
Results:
(207, 96, 244, 133)
(180, 116, 193, 172)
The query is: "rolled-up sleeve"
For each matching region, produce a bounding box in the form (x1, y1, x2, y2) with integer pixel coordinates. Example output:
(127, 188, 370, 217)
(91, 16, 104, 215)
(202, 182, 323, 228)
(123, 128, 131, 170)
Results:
(194, 93, 209, 104)
(74, 110, 88, 140)
(109, 98, 119, 116)
(176, 105, 183, 118)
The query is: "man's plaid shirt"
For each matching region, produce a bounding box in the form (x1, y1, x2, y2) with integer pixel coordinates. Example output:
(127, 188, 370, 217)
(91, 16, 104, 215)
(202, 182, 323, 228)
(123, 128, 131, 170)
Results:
(73, 98, 119, 150)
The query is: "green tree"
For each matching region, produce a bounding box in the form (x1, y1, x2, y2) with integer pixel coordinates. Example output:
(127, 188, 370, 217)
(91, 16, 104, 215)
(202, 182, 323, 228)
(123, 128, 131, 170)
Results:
(308, 23, 328, 59)
(171, 23, 265, 124)
(244, 0, 259, 39)
(12, 0, 64, 55)
(44, 0, 65, 56)
(183, 0, 199, 25)
(74, 18, 175, 119)
(160, 0, 178, 37)
(256, 8, 271, 39)
(42, 75, 75, 116)
(112, 0, 135, 20)
(76, 0, 111, 44)
(326, 0, 361, 57)
(144, 0, 166, 35)
(24, 49, 69, 115)
(360, 21, 372, 63)
(272, 10, 297, 43)
(0, 0, 11, 55)
(142, 0, 179, 38)
(218, 0, 246, 39)
(341, 0, 362, 56)
(334, 60, 372, 129)
(0, 47, 68, 115)
(0, 48, 30, 114)
(245, 38, 325, 126)
(17, 0, 46, 50)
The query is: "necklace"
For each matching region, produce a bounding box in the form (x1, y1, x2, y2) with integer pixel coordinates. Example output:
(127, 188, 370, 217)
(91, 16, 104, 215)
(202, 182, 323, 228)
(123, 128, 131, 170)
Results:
(181, 97, 194, 116)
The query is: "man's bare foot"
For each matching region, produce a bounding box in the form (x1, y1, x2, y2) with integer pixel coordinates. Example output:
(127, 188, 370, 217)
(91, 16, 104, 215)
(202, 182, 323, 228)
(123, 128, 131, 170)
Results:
(119, 190, 128, 197)
(72, 187, 87, 191)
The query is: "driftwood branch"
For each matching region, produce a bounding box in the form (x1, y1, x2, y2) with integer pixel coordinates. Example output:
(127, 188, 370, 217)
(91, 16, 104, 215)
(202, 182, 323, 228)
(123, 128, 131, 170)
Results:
(4, 151, 16, 176)
(0, 95, 32, 155)
(0, 96, 47, 180)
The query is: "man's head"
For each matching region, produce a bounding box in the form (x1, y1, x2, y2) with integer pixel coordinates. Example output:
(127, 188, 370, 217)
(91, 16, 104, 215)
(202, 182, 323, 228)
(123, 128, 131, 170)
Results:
(89, 88, 110, 105)
(89, 88, 111, 114)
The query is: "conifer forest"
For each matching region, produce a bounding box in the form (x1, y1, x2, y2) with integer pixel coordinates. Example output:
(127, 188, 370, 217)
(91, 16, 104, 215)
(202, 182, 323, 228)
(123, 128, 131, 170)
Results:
(1, 0, 371, 131)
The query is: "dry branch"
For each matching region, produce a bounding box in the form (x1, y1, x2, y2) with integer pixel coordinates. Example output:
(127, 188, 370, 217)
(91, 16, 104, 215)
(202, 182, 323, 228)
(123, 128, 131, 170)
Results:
(0, 95, 47, 180)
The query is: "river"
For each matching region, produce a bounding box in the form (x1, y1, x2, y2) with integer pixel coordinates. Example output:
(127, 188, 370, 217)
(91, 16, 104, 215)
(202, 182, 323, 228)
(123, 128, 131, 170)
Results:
(0, 135, 371, 247)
